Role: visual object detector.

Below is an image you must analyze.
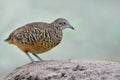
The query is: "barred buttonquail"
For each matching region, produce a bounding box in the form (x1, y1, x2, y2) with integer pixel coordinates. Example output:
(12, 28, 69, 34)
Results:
(5, 18, 74, 62)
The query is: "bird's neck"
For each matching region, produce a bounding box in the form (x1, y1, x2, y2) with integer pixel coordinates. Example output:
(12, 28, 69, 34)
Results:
(50, 23, 62, 30)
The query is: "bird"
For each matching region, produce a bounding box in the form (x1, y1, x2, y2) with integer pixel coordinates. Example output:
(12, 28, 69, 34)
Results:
(5, 18, 74, 62)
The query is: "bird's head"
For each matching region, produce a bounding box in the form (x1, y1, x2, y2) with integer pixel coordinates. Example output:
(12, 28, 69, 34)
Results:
(51, 18, 74, 30)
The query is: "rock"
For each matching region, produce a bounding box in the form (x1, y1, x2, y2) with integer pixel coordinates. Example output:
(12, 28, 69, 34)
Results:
(4, 60, 120, 80)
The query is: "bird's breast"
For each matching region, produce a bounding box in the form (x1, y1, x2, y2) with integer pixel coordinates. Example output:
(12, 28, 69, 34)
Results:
(40, 30, 63, 49)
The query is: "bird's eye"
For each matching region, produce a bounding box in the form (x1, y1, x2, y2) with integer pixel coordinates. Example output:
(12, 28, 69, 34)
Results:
(63, 22, 66, 25)
(58, 22, 66, 25)
(59, 22, 66, 25)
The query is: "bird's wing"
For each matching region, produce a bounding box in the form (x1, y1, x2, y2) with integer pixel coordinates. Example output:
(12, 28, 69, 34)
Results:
(12, 22, 50, 44)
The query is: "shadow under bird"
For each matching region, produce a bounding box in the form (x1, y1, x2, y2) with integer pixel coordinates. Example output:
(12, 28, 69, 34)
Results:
(5, 18, 74, 62)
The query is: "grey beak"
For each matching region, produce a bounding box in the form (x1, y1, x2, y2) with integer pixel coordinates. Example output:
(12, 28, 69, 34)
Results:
(69, 25, 74, 30)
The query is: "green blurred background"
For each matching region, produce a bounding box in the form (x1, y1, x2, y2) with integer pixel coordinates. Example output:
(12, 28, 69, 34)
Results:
(0, 0, 120, 79)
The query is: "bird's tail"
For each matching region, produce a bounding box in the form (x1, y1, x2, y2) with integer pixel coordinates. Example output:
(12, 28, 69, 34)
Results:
(4, 36, 11, 42)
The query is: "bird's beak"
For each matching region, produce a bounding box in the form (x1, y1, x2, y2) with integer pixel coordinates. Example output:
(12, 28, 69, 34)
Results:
(68, 24, 74, 30)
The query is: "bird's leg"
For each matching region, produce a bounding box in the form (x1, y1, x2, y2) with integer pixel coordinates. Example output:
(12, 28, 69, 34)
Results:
(25, 53, 35, 62)
(32, 53, 43, 61)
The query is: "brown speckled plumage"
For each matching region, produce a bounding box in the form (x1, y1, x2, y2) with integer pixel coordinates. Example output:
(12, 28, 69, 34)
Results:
(5, 18, 74, 62)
